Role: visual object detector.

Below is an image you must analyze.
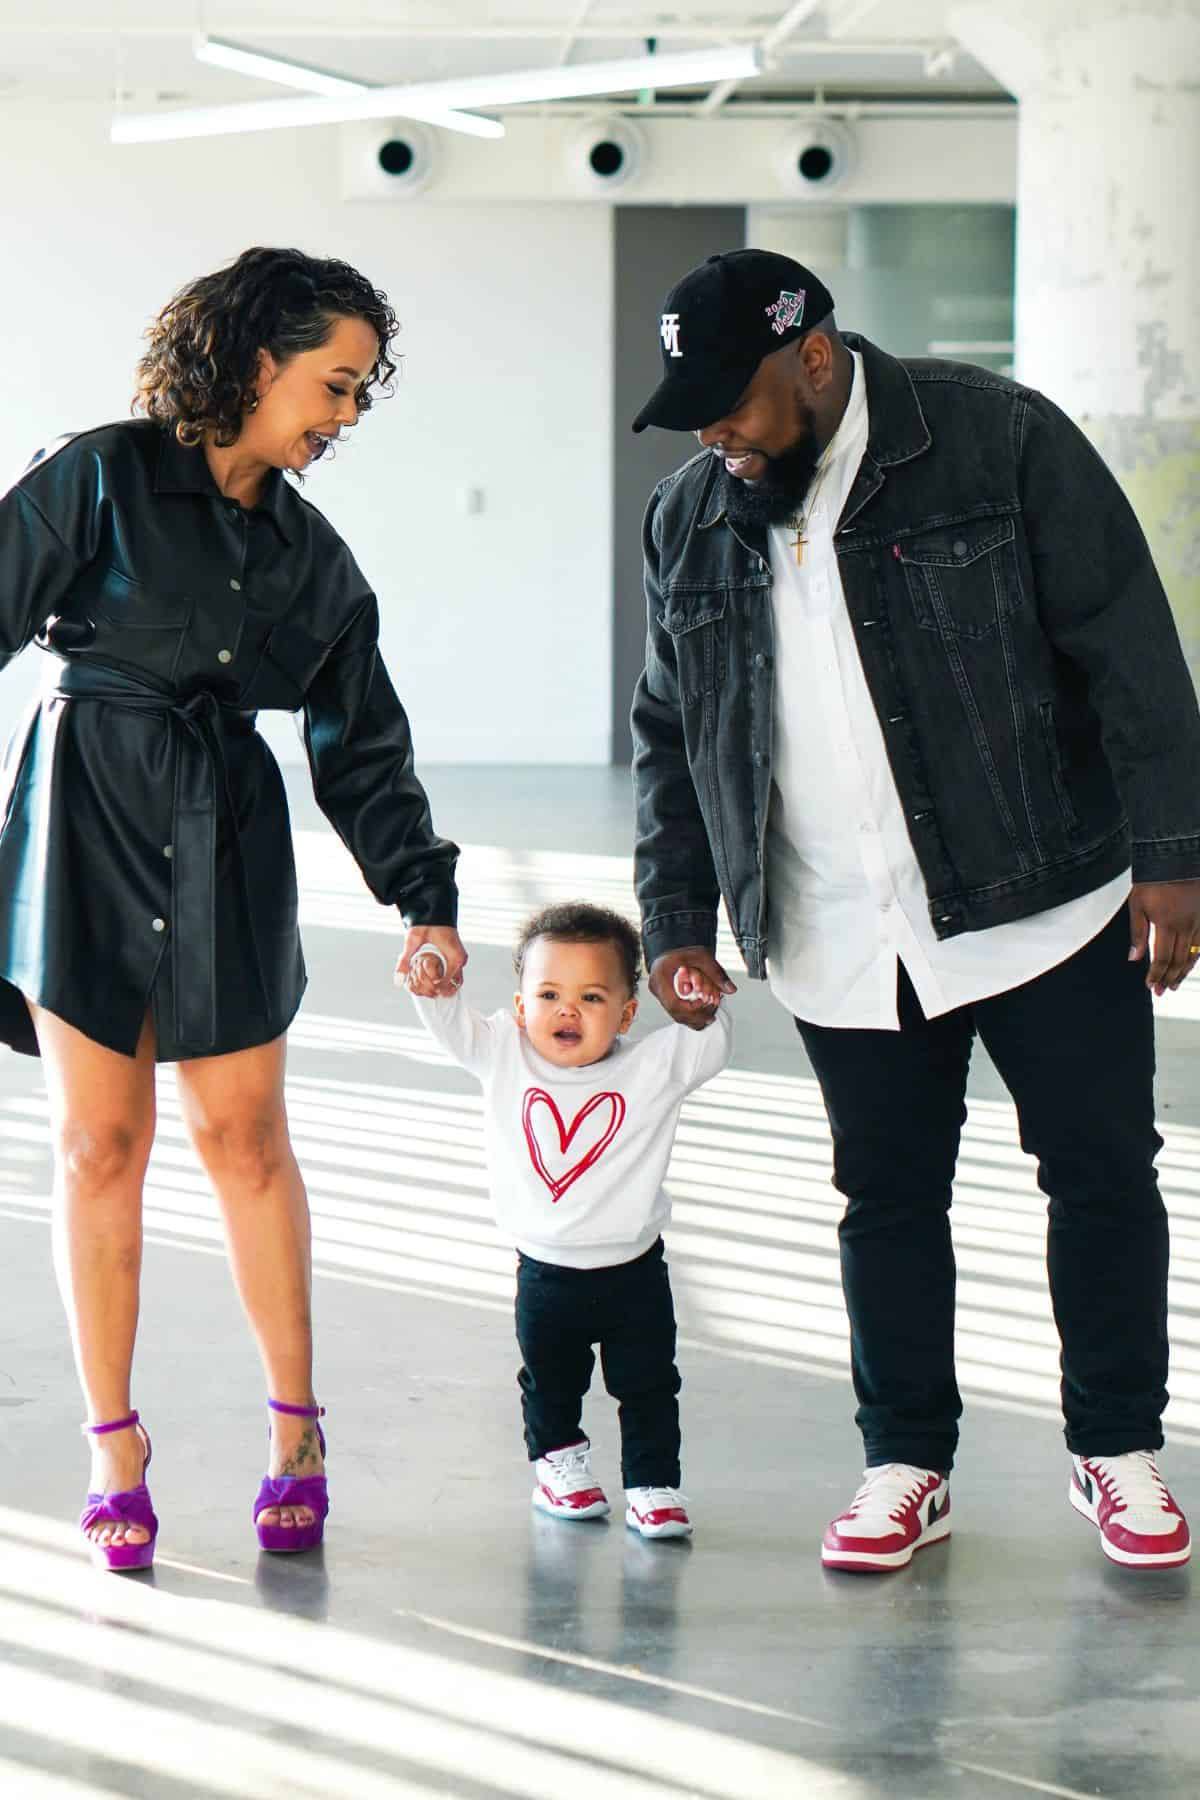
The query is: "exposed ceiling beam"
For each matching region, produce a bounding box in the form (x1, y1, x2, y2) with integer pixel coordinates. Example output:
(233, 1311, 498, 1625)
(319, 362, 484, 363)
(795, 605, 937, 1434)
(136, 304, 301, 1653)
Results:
(697, 0, 845, 115)
(828, 0, 890, 37)
(557, 1, 598, 68)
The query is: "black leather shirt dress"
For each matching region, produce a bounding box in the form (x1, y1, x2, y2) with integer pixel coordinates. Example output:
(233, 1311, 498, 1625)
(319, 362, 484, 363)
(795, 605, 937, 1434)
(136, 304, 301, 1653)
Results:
(0, 420, 458, 1060)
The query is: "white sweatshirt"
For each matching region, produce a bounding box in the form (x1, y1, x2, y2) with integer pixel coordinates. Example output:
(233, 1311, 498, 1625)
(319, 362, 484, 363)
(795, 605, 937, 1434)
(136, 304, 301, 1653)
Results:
(412, 990, 733, 1268)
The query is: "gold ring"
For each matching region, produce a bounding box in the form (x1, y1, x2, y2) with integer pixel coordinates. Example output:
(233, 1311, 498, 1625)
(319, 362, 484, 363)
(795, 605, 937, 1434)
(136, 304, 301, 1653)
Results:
(1191, 945, 1200, 956)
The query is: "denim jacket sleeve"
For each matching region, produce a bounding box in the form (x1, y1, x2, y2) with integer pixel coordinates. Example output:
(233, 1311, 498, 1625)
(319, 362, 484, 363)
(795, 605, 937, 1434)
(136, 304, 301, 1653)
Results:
(630, 479, 722, 960)
(302, 587, 460, 926)
(1020, 391, 1200, 884)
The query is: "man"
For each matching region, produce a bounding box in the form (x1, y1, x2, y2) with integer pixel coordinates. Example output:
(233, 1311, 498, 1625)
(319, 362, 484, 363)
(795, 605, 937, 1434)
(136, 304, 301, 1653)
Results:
(629, 248, 1200, 1573)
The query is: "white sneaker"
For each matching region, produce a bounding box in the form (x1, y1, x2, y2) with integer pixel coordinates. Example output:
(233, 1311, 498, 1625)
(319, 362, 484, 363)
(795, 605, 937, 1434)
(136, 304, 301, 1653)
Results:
(822, 1463, 950, 1572)
(531, 1440, 610, 1521)
(1070, 1451, 1191, 1568)
(625, 1486, 692, 1539)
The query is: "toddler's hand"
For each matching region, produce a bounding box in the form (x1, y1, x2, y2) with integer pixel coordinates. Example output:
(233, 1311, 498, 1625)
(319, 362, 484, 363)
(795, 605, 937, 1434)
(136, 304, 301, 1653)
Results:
(404, 946, 447, 998)
(673, 963, 724, 1009)
(395, 926, 467, 998)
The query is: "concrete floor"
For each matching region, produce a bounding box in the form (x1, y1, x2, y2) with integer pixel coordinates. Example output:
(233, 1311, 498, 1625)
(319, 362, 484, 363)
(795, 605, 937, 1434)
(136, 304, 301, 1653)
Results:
(1, 765, 1197, 1799)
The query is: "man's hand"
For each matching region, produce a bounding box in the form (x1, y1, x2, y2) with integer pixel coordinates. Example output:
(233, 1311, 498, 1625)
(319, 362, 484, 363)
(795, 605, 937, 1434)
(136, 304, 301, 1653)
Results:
(1128, 881, 1200, 995)
(394, 926, 468, 998)
(648, 946, 736, 1030)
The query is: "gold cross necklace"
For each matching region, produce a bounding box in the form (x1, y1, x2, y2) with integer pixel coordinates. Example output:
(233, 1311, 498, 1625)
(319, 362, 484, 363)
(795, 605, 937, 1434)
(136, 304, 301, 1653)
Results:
(786, 448, 836, 567)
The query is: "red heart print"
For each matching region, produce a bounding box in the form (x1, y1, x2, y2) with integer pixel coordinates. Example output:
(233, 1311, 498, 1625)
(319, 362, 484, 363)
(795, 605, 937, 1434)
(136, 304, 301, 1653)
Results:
(522, 1088, 626, 1203)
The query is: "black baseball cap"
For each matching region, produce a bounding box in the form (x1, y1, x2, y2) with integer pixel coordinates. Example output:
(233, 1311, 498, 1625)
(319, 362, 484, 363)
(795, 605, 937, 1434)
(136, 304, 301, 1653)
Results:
(631, 249, 835, 434)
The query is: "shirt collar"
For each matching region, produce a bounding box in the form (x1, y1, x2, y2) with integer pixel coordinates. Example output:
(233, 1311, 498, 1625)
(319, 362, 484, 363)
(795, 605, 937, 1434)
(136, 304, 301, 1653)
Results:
(153, 427, 296, 545)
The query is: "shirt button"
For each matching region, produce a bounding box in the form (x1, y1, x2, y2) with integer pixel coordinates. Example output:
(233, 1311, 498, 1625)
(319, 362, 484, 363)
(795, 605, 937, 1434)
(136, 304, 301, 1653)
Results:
(217, 649, 233, 664)
(152, 917, 167, 932)
(229, 578, 242, 591)
(163, 845, 173, 860)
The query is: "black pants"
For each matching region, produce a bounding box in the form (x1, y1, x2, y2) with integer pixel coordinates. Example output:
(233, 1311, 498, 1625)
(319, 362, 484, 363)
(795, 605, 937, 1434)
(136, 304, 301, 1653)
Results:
(795, 907, 1168, 1474)
(515, 1238, 682, 1489)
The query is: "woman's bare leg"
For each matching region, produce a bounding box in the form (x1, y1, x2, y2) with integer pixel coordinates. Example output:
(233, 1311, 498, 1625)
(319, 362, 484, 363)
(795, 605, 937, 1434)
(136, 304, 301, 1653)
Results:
(174, 1034, 322, 1532)
(33, 1007, 158, 1549)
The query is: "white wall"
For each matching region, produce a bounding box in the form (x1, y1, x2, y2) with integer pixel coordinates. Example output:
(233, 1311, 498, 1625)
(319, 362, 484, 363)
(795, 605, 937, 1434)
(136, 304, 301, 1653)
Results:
(0, 104, 615, 765)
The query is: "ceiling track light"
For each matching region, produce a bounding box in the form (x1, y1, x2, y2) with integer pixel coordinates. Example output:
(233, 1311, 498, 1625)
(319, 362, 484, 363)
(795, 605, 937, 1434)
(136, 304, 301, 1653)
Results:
(189, 33, 495, 137)
(112, 43, 760, 145)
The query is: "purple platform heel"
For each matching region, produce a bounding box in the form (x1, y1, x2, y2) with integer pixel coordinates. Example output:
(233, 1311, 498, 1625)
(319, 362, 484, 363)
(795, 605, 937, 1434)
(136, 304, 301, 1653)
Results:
(254, 1399, 329, 1553)
(80, 1411, 158, 1573)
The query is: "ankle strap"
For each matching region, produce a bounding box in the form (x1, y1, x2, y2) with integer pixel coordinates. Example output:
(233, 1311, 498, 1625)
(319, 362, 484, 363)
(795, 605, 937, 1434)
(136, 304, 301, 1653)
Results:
(267, 1399, 325, 1420)
(80, 1410, 140, 1437)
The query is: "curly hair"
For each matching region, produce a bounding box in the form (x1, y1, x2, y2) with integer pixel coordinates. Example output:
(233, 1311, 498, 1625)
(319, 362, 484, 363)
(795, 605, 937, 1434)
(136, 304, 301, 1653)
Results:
(513, 902, 642, 995)
(133, 246, 400, 448)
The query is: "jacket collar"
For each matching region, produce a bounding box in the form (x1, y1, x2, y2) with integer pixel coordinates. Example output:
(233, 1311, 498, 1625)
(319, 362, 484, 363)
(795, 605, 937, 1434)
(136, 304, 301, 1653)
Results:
(153, 427, 296, 545)
(696, 332, 931, 533)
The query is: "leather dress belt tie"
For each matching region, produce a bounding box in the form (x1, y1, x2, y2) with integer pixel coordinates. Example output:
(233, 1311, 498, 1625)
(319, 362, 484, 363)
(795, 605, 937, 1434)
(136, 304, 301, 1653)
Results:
(50, 660, 269, 1050)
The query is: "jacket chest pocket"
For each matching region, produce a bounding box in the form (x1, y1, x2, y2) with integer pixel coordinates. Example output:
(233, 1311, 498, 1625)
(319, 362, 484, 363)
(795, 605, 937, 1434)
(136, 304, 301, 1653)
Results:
(93, 565, 191, 630)
(897, 517, 1021, 641)
(658, 593, 728, 705)
(245, 615, 331, 706)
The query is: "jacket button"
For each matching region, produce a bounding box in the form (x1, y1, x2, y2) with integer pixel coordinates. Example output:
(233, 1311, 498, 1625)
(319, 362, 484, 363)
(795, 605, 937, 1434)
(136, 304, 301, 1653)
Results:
(952, 539, 968, 557)
(163, 845, 173, 859)
(753, 751, 765, 767)
(754, 653, 767, 668)
(229, 578, 242, 591)
(152, 917, 167, 932)
(217, 649, 233, 664)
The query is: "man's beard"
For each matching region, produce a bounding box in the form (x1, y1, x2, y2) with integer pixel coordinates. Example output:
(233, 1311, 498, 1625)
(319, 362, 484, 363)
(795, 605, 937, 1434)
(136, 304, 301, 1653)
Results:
(721, 408, 822, 530)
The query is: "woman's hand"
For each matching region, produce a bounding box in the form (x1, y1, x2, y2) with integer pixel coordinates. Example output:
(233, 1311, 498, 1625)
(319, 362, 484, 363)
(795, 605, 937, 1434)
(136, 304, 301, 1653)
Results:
(394, 926, 468, 998)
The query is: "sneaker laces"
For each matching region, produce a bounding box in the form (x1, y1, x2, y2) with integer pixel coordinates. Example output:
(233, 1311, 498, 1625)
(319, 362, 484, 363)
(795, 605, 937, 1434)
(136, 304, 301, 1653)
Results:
(548, 1445, 593, 1482)
(845, 1463, 936, 1524)
(630, 1486, 686, 1512)
(1084, 1450, 1171, 1516)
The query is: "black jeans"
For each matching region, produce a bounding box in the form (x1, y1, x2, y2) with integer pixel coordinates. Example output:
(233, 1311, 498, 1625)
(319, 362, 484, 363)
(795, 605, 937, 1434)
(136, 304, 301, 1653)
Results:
(795, 907, 1168, 1474)
(515, 1238, 682, 1489)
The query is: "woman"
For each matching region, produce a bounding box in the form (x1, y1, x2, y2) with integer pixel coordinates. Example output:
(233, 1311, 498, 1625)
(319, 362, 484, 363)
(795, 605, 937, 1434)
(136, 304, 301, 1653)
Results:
(0, 246, 467, 1569)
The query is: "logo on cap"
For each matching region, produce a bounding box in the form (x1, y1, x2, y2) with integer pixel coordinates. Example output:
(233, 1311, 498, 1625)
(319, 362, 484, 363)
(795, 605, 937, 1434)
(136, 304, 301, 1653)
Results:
(660, 312, 683, 358)
(765, 289, 806, 336)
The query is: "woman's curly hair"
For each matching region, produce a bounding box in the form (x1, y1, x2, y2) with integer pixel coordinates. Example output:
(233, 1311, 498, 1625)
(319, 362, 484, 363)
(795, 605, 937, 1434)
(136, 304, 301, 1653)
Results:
(133, 246, 400, 448)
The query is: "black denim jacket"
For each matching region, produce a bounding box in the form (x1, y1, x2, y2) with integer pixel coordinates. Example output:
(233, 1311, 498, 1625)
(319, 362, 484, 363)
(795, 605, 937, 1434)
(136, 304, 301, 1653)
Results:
(631, 334, 1200, 978)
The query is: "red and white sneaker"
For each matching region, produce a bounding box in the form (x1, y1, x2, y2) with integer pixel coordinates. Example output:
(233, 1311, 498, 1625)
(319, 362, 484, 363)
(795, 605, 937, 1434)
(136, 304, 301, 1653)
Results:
(625, 1486, 692, 1539)
(822, 1463, 950, 1572)
(1070, 1451, 1191, 1568)
(531, 1441, 610, 1521)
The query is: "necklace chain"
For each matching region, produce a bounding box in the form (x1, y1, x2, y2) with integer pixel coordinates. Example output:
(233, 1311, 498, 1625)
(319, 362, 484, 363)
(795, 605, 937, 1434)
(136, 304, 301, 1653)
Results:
(786, 448, 837, 566)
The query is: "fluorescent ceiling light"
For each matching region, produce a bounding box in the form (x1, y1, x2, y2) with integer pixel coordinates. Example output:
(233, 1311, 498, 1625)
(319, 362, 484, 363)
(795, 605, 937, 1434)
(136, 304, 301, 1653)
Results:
(113, 44, 759, 145)
(190, 33, 497, 138)
(194, 35, 369, 98)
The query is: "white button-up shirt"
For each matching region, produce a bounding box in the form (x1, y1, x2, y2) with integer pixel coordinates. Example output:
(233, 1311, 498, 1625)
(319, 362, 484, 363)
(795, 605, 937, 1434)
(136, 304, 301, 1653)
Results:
(763, 351, 1130, 1029)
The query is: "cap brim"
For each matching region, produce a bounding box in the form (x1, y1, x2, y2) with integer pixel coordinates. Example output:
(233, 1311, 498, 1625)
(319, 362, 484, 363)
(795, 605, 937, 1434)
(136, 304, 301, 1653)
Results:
(631, 359, 758, 434)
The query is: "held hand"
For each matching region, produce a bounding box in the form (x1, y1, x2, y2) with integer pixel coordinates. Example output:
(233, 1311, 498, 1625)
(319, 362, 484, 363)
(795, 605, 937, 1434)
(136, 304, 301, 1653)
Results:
(394, 926, 468, 999)
(1128, 881, 1200, 995)
(648, 946, 736, 1030)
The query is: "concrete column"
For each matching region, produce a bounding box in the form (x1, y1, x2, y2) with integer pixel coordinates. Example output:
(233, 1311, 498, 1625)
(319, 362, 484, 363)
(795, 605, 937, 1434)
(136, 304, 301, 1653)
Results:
(949, 0, 1200, 685)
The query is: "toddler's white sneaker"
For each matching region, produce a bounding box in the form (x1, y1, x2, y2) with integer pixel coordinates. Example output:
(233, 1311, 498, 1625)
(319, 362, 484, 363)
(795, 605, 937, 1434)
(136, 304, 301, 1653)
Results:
(531, 1440, 610, 1521)
(625, 1486, 692, 1539)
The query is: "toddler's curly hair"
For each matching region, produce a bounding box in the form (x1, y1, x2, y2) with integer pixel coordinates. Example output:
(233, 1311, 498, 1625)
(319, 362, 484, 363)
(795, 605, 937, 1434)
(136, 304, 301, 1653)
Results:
(513, 902, 642, 995)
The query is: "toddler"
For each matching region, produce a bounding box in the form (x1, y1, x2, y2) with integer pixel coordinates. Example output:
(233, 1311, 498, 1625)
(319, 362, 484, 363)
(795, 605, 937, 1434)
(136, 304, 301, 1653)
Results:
(407, 901, 730, 1538)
